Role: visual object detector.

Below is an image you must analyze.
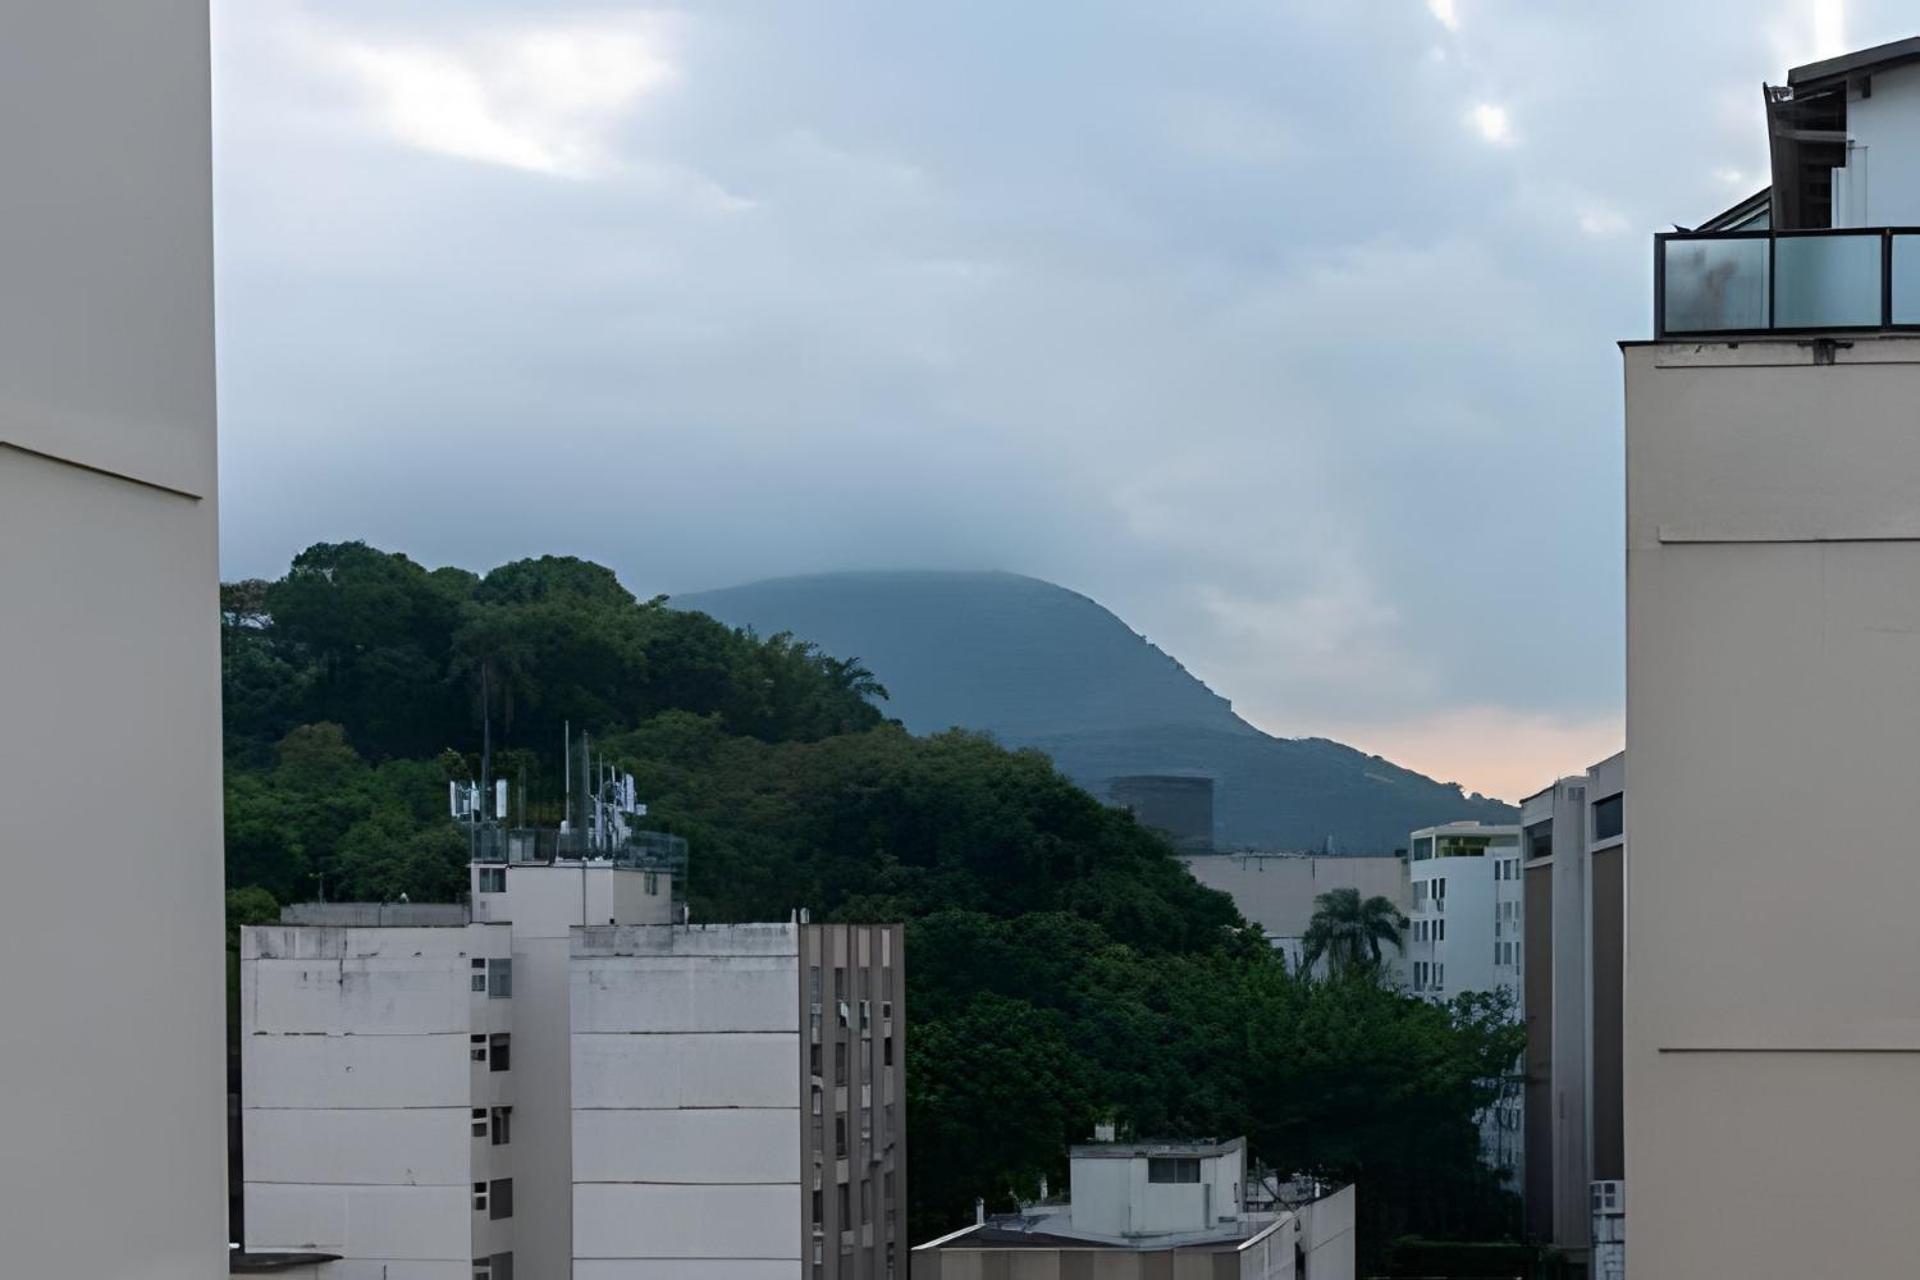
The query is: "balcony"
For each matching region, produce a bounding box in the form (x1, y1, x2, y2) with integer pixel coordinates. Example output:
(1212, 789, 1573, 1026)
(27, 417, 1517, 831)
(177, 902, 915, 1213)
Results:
(1656, 228, 1920, 338)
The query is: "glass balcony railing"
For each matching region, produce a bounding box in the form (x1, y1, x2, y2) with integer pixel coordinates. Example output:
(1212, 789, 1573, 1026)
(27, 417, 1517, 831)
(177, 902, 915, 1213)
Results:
(1656, 228, 1920, 337)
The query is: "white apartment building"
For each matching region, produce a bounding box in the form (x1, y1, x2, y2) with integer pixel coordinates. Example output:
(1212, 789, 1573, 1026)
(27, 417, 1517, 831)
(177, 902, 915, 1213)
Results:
(1517, 753, 1623, 1279)
(243, 847, 906, 1280)
(1635, 36, 1920, 1274)
(241, 917, 518, 1278)
(0, 4, 226, 1276)
(1406, 822, 1523, 1181)
(1405, 823, 1522, 1003)
(912, 1136, 1354, 1280)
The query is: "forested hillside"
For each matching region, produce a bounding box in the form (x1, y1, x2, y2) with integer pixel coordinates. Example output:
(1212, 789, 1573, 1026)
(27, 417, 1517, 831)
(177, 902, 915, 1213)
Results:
(223, 542, 1523, 1260)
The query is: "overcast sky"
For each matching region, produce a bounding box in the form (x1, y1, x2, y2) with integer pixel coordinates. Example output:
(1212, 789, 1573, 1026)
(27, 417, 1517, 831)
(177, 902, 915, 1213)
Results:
(213, 0, 1880, 800)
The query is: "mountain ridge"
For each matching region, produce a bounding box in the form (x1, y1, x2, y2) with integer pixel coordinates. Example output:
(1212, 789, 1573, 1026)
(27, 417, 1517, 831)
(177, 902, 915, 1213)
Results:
(675, 569, 1514, 851)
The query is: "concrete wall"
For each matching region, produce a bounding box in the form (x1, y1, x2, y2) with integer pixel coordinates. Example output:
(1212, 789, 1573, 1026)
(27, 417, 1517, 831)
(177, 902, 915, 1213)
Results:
(1626, 336, 1920, 1274)
(241, 925, 512, 1271)
(572, 924, 805, 1278)
(0, 3, 224, 1276)
(1182, 855, 1408, 975)
(1298, 1185, 1356, 1280)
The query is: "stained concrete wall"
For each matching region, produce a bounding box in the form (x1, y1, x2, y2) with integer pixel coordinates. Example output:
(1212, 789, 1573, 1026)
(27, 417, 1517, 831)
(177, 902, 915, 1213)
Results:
(572, 924, 805, 1277)
(241, 925, 512, 1271)
(0, 3, 224, 1276)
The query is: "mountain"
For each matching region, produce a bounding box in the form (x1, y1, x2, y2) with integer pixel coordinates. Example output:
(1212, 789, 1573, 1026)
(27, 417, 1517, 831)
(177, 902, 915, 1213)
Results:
(674, 570, 1514, 852)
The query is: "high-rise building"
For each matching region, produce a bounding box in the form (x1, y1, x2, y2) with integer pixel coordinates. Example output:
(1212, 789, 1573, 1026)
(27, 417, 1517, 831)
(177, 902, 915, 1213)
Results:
(1517, 752, 1623, 1280)
(0, 4, 224, 1276)
(242, 848, 907, 1279)
(1634, 36, 1920, 1274)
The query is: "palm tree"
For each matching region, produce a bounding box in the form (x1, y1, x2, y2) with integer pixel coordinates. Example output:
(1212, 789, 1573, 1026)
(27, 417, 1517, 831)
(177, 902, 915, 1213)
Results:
(1298, 887, 1408, 978)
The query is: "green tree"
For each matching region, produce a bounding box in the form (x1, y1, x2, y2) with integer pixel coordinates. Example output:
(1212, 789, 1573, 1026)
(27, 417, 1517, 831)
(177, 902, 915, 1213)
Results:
(1299, 886, 1408, 977)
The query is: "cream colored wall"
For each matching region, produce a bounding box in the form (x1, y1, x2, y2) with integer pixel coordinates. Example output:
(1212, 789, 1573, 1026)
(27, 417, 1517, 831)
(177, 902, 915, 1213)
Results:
(0, 3, 223, 1277)
(1626, 337, 1920, 1275)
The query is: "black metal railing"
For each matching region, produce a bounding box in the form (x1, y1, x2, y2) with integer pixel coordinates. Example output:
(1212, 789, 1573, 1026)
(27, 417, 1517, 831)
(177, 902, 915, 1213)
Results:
(1655, 227, 1920, 337)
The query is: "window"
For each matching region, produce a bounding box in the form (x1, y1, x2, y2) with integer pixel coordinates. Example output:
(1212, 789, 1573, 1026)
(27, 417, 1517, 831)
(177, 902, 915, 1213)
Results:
(1593, 793, 1624, 842)
(644, 871, 659, 895)
(883, 1036, 893, 1068)
(861, 1177, 872, 1223)
(1436, 918, 1445, 942)
(489, 1178, 513, 1221)
(472, 958, 488, 993)
(811, 1187, 823, 1226)
(838, 1182, 851, 1223)
(491, 1106, 511, 1146)
(811, 1043, 822, 1079)
(473, 1182, 488, 1212)
(1413, 961, 1428, 991)
(1434, 963, 1445, 989)
(472, 1107, 488, 1138)
(834, 1045, 847, 1086)
(1148, 1157, 1202, 1184)
(1412, 836, 1434, 861)
(474, 1255, 513, 1280)
(489, 1033, 510, 1072)
(488, 958, 512, 999)
(1524, 820, 1552, 861)
(477, 867, 506, 894)
(810, 964, 822, 1006)
(881, 1001, 892, 1022)
(470, 1033, 488, 1063)
(836, 1116, 847, 1155)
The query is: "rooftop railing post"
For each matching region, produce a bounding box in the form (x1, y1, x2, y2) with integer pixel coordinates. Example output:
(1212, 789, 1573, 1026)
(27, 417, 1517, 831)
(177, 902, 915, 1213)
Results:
(1884, 229, 1895, 327)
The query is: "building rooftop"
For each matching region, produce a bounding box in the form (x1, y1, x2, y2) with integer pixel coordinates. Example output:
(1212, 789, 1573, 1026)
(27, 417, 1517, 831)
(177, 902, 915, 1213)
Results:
(1066, 1136, 1243, 1160)
(948, 1212, 1286, 1252)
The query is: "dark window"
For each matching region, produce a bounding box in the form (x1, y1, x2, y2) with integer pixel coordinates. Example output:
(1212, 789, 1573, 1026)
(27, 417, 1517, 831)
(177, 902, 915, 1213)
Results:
(488, 958, 512, 999)
(883, 1036, 893, 1067)
(1524, 820, 1552, 861)
(477, 867, 506, 894)
(490, 1254, 512, 1280)
(811, 1186, 823, 1225)
(1412, 836, 1434, 861)
(1593, 793, 1624, 842)
(472, 1182, 487, 1212)
(471, 1108, 487, 1137)
(489, 1178, 513, 1221)
(470, 1033, 487, 1063)
(835, 1046, 847, 1086)
(836, 1116, 847, 1155)
(491, 1106, 511, 1146)
(838, 1182, 850, 1224)
(810, 1043, 822, 1078)
(861, 1178, 872, 1223)
(1148, 1157, 1201, 1183)
(489, 1033, 511, 1072)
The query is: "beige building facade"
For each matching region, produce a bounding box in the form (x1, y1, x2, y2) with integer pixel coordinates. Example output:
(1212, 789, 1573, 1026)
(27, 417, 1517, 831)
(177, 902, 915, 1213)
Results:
(0, 2, 226, 1277)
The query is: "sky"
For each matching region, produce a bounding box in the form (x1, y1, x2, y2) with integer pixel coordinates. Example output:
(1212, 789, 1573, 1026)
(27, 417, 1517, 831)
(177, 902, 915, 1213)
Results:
(214, 0, 1878, 801)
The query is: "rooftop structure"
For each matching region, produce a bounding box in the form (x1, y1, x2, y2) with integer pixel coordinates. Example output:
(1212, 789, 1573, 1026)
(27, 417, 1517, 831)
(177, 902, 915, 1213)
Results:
(1181, 852, 1411, 977)
(1658, 37, 1920, 337)
(912, 1135, 1354, 1279)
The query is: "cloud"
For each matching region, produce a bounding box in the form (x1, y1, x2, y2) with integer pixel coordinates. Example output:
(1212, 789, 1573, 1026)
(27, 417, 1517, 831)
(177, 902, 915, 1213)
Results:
(1470, 102, 1515, 146)
(1578, 207, 1629, 236)
(317, 15, 676, 178)
(1428, 0, 1461, 32)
